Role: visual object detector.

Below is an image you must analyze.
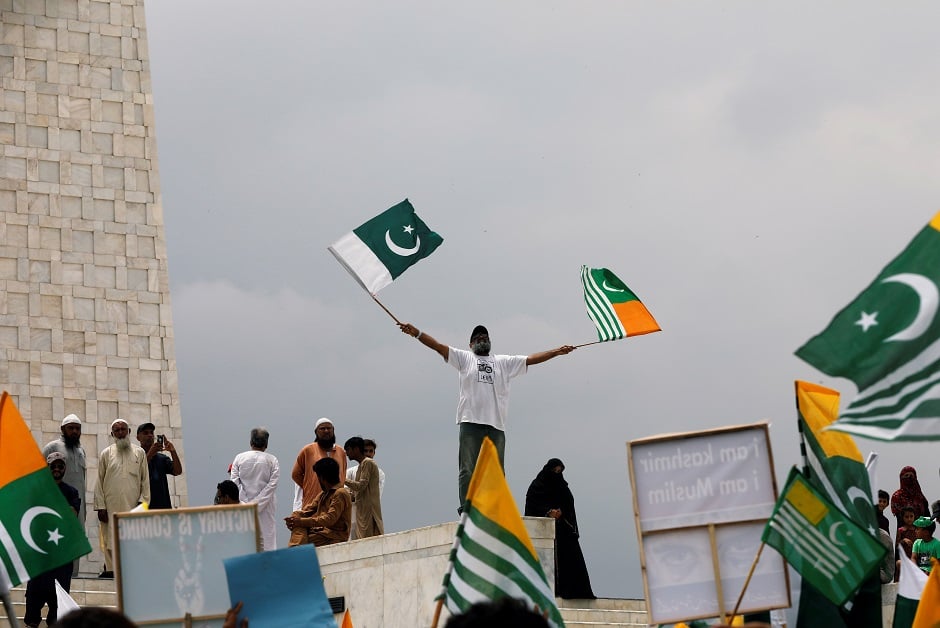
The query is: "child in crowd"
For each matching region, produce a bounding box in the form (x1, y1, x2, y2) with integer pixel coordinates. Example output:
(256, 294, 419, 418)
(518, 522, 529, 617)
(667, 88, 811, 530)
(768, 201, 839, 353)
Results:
(912, 517, 940, 575)
(898, 507, 918, 558)
(896, 506, 918, 582)
(877, 489, 891, 533)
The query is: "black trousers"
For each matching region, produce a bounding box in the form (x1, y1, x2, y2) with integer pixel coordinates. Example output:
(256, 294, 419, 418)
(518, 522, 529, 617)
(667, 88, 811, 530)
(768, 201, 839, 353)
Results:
(24, 563, 72, 626)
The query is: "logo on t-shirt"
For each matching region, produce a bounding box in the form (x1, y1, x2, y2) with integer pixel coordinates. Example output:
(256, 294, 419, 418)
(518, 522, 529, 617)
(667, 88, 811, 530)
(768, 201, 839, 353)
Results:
(477, 359, 494, 384)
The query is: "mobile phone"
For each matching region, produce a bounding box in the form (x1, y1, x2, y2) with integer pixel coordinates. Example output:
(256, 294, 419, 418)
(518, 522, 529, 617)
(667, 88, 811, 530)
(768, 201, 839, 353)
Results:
(157, 434, 165, 445)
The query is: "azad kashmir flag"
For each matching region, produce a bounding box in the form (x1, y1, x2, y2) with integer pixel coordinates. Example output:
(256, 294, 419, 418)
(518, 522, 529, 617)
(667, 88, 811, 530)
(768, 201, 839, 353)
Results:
(794, 381, 883, 628)
(328, 199, 443, 294)
(795, 212, 940, 441)
(437, 437, 564, 627)
(580, 266, 660, 341)
(761, 467, 885, 607)
(894, 545, 929, 628)
(0, 392, 91, 586)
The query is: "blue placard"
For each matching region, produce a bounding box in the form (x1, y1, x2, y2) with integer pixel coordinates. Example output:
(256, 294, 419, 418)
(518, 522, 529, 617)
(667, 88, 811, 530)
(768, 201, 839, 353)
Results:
(224, 545, 336, 628)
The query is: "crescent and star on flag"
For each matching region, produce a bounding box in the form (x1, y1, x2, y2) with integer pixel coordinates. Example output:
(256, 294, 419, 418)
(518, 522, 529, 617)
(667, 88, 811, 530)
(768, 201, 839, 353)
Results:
(852, 272, 939, 341)
(20, 506, 67, 553)
(385, 224, 421, 257)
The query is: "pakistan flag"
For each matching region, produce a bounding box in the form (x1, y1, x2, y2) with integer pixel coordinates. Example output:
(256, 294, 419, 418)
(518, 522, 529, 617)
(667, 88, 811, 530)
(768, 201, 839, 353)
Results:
(0, 392, 92, 586)
(328, 199, 444, 294)
(796, 212, 940, 441)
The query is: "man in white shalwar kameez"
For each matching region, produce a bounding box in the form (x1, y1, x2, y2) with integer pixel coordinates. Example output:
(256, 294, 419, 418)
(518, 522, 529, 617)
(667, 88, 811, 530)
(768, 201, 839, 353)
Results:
(94, 419, 149, 576)
(231, 427, 280, 551)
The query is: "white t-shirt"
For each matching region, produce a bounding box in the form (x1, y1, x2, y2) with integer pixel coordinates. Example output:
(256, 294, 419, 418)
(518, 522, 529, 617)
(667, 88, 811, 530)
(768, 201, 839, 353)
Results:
(447, 347, 527, 431)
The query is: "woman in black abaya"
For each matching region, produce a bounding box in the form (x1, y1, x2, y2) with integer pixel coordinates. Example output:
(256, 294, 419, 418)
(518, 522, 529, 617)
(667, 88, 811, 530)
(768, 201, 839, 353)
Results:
(524, 458, 596, 599)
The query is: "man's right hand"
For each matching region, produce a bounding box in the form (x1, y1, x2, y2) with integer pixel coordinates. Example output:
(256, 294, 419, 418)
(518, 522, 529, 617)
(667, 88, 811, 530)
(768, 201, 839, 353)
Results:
(398, 322, 419, 337)
(97, 509, 108, 523)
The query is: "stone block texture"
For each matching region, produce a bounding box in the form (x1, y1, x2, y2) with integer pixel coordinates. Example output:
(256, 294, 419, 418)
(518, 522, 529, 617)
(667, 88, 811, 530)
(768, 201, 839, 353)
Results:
(0, 0, 186, 575)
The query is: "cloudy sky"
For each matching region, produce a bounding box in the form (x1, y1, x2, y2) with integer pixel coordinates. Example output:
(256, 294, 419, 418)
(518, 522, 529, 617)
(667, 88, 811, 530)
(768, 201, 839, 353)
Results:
(144, 2, 940, 599)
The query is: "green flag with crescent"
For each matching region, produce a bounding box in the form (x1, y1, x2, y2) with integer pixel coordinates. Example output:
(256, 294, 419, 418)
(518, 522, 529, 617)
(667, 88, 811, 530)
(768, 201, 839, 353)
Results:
(328, 199, 444, 294)
(795, 212, 940, 441)
(0, 393, 92, 586)
(762, 467, 886, 607)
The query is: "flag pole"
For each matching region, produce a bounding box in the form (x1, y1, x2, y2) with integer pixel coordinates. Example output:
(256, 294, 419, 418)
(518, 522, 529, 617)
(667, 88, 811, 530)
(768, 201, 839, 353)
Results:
(572, 340, 603, 348)
(370, 293, 402, 325)
(730, 541, 766, 619)
(430, 597, 445, 628)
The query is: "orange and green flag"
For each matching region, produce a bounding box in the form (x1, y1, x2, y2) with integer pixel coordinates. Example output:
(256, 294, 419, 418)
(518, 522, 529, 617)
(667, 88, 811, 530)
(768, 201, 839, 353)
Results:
(0, 392, 91, 586)
(581, 266, 660, 341)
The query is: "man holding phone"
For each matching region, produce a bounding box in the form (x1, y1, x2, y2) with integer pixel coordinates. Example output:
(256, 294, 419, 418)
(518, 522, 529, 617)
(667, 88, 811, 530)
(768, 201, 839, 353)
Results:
(136, 422, 183, 509)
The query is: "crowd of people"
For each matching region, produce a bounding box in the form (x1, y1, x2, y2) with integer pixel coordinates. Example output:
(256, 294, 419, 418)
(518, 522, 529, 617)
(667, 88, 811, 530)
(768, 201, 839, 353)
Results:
(23, 321, 595, 626)
(876, 465, 940, 583)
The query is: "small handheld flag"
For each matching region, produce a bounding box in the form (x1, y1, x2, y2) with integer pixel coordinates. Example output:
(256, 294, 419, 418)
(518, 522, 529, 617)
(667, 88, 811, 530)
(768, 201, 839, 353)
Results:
(435, 438, 564, 627)
(329, 199, 443, 294)
(0, 392, 92, 586)
(581, 266, 660, 341)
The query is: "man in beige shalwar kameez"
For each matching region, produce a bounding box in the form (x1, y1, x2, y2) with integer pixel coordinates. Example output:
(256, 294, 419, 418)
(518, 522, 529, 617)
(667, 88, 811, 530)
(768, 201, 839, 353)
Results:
(94, 419, 149, 577)
(343, 437, 383, 539)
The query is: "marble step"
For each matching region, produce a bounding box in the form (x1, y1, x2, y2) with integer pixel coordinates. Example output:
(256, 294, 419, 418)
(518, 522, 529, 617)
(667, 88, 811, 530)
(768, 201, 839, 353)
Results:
(558, 598, 648, 627)
(0, 577, 118, 622)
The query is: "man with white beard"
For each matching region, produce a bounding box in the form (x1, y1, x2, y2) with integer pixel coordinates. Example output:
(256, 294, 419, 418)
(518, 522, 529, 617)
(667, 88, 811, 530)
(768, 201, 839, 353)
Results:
(94, 419, 149, 577)
(231, 427, 280, 550)
(42, 414, 87, 576)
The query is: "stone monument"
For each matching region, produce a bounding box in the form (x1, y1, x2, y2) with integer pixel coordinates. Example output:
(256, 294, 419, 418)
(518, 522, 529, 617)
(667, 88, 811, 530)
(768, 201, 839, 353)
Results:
(0, 0, 185, 575)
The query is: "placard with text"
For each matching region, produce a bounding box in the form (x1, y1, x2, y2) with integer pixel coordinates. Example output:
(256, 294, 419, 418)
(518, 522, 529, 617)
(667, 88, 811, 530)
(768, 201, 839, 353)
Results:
(114, 504, 260, 627)
(628, 423, 789, 624)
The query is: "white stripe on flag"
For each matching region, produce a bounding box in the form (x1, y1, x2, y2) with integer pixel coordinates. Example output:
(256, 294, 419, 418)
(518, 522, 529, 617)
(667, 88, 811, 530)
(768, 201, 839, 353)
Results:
(830, 418, 940, 440)
(850, 336, 940, 408)
(461, 517, 554, 599)
(768, 519, 838, 579)
(581, 268, 624, 340)
(328, 232, 393, 294)
(776, 505, 849, 568)
(0, 521, 29, 583)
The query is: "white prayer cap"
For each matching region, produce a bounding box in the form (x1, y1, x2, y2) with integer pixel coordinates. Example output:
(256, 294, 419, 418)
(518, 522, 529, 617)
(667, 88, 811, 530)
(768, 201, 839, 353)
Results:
(315, 417, 333, 428)
(110, 418, 128, 431)
(61, 414, 82, 427)
(46, 451, 66, 464)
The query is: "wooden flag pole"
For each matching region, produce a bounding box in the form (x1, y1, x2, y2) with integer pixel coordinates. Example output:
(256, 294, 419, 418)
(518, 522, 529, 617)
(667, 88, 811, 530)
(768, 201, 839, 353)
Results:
(572, 340, 603, 348)
(430, 597, 445, 628)
(730, 541, 766, 620)
(371, 293, 402, 325)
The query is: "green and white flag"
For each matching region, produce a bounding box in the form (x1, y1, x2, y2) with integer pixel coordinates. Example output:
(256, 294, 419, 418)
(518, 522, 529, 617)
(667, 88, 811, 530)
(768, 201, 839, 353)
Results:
(0, 393, 92, 586)
(328, 199, 443, 294)
(438, 438, 564, 627)
(795, 212, 940, 440)
(795, 381, 882, 628)
(762, 467, 885, 607)
(893, 545, 928, 628)
(580, 266, 660, 341)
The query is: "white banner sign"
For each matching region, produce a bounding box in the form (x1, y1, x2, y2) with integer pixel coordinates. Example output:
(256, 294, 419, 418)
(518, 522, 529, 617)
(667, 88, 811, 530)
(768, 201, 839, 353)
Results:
(114, 505, 259, 627)
(628, 423, 789, 625)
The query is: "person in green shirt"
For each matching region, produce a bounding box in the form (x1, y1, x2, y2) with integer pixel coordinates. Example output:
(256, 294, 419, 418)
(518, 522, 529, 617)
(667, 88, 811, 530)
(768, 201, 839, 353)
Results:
(911, 516, 940, 574)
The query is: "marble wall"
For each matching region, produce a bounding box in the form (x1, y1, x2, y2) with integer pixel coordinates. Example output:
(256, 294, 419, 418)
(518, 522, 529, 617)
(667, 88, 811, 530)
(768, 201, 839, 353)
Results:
(318, 518, 557, 628)
(0, 0, 184, 575)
